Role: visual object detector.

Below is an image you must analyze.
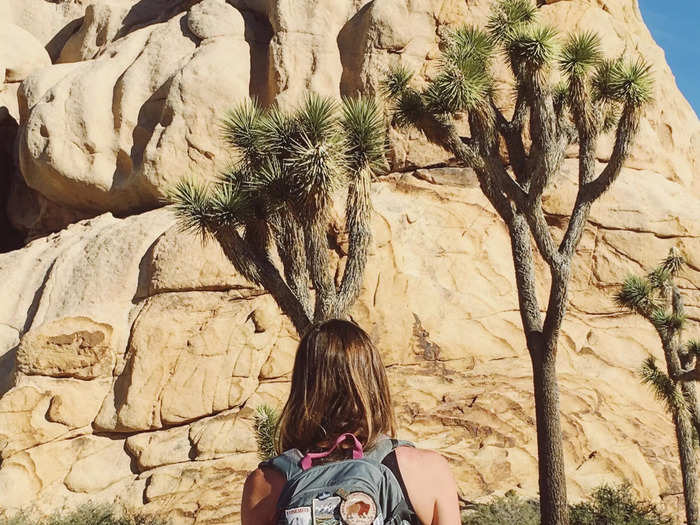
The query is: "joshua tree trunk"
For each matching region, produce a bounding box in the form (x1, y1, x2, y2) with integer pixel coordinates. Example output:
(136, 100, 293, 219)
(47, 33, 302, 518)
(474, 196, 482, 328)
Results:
(672, 404, 699, 525)
(214, 227, 311, 334)
(336, 166, 372, 316)
(531, 337, 569, 525)
(661, 334, 700, 525)
(508, 214, 570, 525)
(302, 205, 337, 321)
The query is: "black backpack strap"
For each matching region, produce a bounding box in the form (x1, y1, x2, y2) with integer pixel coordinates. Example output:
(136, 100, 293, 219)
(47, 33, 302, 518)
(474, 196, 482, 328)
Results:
(364, 437, 415, 464)
(259, 449, 304, 481)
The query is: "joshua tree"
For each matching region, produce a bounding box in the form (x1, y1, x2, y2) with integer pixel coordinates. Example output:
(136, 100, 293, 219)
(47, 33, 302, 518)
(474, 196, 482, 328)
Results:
(383, 0, 653, 523)
(616, 249, 699, 525)
(170, 94, 386, 334)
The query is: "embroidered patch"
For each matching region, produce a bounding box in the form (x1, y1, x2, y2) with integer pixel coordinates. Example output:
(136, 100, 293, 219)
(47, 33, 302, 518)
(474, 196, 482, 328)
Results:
(285, 506, 312, 525)
(312, 495, 341, 524)
(339, 492, 377, 525)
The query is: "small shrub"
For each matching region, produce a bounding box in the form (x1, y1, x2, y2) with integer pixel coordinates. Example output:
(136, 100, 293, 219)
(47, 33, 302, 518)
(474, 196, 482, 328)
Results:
(0, 504, 168, 525)
(569, 484, 673, 525)
(461, 491, 540, 525)
(460, 484, 673, 525)
(254, 404, 280, 461)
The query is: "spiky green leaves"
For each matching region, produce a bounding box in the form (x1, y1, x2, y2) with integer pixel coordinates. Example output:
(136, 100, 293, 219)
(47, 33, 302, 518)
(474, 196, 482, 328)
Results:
(661, 247, 684, 276)
(341, 97, 387, 173)
(559, 31, 602, 78)
(640, 356, 689, 415)
(487, 0, 538, 42)
(221, 99, 265, 169)
(505, 25, 558, 74)
(615, 275, 657, 314)
(296, 93, 339, 143)
(169, 179, 214, 237)
(593, 57, 654, 107)
(254, 405, 280, 461)
(382, 64, 414, 101)
(443, 26, 495, 70)
(686, 340, 700, 358)
(171, 93, 387, 236)
(425, 60, 492, 114)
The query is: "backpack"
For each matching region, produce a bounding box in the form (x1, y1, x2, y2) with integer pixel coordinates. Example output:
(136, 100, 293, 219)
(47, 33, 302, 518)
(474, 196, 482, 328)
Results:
(261, 433, 416, 525)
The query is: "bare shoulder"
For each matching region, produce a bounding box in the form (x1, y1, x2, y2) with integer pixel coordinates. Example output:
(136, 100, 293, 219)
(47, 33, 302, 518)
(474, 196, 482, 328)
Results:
(395, 446, 452, 473)
(241, 467, 286, 525)
(393, 446, 459, 524)
(245, 466, 285, 487)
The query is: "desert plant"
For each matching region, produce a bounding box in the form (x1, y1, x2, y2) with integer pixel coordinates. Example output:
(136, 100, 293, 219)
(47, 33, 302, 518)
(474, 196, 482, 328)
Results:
(569, 484, 673, 525)
(170, 95, 387, 334)
(253, 404, 280, 461)
(616, 248, 700, 525)
(0, 504, 168, 525)
(461, 491, 540, 525)
(461, 484, 672, 525)
(383, 0, 653, 523)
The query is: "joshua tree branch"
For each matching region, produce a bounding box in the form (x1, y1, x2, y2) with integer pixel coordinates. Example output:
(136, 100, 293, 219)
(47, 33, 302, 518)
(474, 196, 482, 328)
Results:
(270, 208, 313, 319)
(301, 203, 338, 321)
(581, 103, 640, 203)
(542, 263, 572, 354)
(336, 166, 373, 317)
(523, 75, 561, 200)
(507, 213, 543, 337)
(215, 225, 311, 333)
(492, 98, 529, 184)
(559, 78, 599, 258)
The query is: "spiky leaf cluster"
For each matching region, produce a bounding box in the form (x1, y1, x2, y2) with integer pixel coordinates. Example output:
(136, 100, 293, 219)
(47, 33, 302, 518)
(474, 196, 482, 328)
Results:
(487, 0, 538, 42)
(615, 275, 657, 315)
(686, 340, 700, 359)
(254, 405, 280, 461)
(615, 249, 691, 340)
(559, 31, 602, 78)
(171, 94, 386, 235)
(640, 357, 689, 416)
(593, 57, 654, 107)
(505, 24, 558, 74)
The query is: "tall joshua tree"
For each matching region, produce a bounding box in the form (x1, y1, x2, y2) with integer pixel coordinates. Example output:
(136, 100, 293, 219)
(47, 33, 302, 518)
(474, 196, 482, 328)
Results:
(383, 1, 653, 523)
(170, 94, 386, 334)
(616, 249, 700, 525)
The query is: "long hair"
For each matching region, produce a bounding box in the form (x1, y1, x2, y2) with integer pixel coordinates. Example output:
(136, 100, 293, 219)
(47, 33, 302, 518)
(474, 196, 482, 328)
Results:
(276, 319, 396, 453)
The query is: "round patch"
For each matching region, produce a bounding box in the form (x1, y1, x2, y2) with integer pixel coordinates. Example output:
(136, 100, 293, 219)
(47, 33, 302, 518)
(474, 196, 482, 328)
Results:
(339, 492, 377, 524)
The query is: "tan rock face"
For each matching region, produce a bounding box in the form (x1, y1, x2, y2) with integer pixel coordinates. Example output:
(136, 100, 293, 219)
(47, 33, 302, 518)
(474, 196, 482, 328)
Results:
(1, 0, 699, 524)
(17, 317, 115, 379)
(8, 0, 699, 218)
(0, 23, 51, 83)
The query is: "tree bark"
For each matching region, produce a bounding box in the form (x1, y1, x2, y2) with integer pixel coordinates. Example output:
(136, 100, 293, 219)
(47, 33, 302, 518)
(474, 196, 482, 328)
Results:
(672, 402, 699, 525)
(336, 166, 372, 318)
(530, 339, 570, 525)
(302, 206, 337, 321)
(215, 228, 311, 335)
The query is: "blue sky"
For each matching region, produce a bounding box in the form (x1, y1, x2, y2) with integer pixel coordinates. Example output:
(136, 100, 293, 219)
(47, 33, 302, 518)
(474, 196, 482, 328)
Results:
(638, 0, 699, 115)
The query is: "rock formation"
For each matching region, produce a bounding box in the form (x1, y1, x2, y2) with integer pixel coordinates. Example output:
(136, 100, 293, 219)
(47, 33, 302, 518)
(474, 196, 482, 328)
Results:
(0, 0, 699, 523)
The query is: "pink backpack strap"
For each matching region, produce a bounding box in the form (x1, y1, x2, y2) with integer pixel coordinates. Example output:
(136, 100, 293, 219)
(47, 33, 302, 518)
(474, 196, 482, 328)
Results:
(300, 433, 364, 471)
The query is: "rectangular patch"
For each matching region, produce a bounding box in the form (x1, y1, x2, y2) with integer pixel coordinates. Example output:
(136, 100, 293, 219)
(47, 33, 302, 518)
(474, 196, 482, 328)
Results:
(285, 506, 312, 525)
(312, 495, 341, 525)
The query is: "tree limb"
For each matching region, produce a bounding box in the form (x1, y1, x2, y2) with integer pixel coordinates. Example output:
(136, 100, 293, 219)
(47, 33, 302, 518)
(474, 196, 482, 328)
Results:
(215, 225, 311, 334)
(336, 166, 372, 317)
(580, 103, 641, 203)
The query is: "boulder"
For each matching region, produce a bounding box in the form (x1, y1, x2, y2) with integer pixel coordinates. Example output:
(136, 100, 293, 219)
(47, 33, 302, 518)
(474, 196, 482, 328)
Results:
(0, 23, 51, 83)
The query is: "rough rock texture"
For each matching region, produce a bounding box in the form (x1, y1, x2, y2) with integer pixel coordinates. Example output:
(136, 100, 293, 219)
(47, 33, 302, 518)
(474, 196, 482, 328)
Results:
(6, 0, 698, 224)
(0, 0, 699, 523)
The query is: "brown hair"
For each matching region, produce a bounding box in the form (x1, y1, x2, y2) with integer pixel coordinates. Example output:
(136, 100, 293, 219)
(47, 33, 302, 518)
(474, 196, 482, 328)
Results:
(276, 319, 396, 453)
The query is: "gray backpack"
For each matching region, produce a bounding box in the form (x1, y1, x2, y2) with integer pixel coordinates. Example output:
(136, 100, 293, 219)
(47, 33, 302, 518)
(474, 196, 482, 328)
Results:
(262, 433, 415, 525)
